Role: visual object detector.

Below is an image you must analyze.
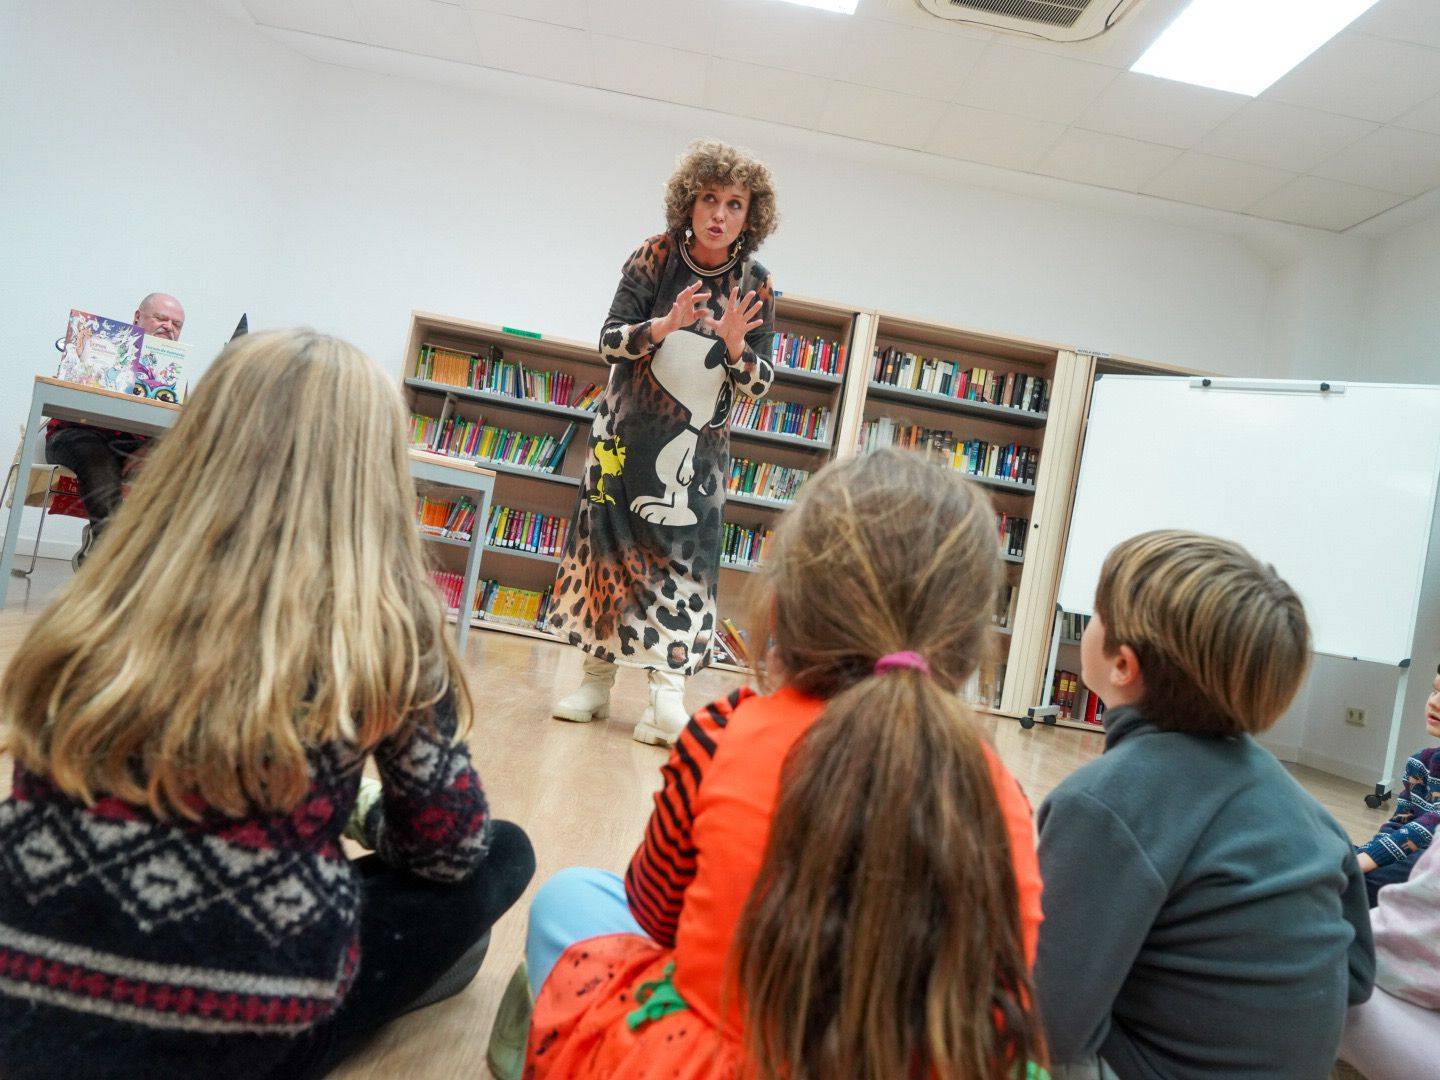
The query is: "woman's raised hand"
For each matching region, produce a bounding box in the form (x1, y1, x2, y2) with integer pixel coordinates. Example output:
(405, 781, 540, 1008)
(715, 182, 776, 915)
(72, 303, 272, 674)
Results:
(706, 287, 763, 360)
(652, 281, 712, 343)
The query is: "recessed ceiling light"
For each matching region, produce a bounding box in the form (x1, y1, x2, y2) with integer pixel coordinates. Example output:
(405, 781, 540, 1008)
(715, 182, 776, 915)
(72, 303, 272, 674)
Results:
(765, 0, 860, 13)
(1131, 0, 1382, 97)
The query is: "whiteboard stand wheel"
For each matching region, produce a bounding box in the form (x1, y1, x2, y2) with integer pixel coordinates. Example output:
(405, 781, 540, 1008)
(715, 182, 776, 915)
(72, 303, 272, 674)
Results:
(1365, 787, 1391, 810)
(1019, 715, 1036, 730)
(1043, 714, 1057, 726)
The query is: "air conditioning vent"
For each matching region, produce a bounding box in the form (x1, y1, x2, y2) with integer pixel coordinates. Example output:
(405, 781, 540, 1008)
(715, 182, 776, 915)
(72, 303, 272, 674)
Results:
(915, 0, 1150, 42)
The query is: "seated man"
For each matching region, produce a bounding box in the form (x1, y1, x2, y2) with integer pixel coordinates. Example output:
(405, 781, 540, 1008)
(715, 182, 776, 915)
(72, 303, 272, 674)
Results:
(46, 292, 185, 566)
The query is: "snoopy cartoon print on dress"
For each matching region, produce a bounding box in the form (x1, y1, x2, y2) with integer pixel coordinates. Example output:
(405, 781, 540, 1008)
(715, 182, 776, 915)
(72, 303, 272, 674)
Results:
(629, 328, 731, 527)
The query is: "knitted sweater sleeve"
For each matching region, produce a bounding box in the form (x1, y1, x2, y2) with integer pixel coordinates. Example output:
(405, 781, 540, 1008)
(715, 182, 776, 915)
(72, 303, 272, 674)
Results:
(1361, 752, 1440, 868)
(358, 689, 491, 882)
(625, 687, 753, 946)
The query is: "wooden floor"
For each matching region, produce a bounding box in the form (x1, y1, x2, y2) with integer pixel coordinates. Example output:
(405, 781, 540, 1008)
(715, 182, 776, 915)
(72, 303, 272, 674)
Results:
(0, 560, 1390, 1078)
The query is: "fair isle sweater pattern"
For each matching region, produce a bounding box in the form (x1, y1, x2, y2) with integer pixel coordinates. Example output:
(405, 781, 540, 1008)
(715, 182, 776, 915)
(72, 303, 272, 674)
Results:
(1360, 746, 1440, 868)
(0, 695, 489, 1036)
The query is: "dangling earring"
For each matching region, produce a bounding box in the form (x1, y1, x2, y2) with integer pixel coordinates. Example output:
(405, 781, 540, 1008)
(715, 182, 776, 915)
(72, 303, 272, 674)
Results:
(730, 231, 747, 258)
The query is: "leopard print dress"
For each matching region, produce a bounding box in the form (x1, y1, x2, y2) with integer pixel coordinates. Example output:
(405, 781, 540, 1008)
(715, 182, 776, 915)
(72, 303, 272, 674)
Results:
(550, 232, 775, 675)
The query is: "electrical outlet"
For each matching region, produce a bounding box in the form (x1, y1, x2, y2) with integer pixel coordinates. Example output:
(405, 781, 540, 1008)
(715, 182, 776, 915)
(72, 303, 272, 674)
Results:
(1346, 708, 1366, 728)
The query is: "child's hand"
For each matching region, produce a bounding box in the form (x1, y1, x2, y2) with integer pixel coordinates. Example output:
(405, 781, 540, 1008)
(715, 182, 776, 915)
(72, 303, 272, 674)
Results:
(1356, 851, 1377, 874)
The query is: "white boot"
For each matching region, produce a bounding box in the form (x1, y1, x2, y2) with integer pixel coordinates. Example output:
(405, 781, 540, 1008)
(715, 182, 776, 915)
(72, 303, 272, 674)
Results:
(552, 655, 617, 723)
(633, 668, 689, 747)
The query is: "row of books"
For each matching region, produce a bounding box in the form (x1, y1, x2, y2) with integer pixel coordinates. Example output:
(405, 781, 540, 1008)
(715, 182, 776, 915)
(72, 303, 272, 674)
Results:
(994, 583, 1018, 630)
(714, 617, 751, 667)
(416, 493, 478, 539)
(1059, 611, 1091, 643)
(997, 511, 1029, 560)
(483, 505, 569, 558)
(432, 571, 555, 630)
(856, 419, 1040, 487)
(728, 457, 810, 504)
(414, 344, 603, 411)
(965, 664, 1005, 710)
(722, 521, 774, 568)
(409, 412, 578, 475)
(872, 347, 1050, 414)
(1051, 670, 1104, 725)
(772, 332, 847, 376)
(730, 398, 830, 442)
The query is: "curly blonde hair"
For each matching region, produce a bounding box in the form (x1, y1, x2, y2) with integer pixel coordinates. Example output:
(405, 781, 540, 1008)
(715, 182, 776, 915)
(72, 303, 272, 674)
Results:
(664, 139, 779, 252)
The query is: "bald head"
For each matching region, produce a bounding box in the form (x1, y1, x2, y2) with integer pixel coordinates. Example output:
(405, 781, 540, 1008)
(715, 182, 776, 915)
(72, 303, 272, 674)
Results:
(135, 293, 185, 340)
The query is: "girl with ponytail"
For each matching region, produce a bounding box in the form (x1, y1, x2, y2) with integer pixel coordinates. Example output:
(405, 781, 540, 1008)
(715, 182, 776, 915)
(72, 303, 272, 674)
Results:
(513, 449, 1045, 1080)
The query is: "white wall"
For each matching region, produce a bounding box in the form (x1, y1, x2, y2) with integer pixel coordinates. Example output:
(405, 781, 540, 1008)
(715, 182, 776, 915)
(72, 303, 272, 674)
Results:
(1260, 209, 1440, 784)
(3, 0, 1289, 561)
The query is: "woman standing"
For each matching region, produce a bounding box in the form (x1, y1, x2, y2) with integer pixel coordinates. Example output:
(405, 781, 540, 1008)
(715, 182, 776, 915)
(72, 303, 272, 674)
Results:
(550, 140, 778, 746)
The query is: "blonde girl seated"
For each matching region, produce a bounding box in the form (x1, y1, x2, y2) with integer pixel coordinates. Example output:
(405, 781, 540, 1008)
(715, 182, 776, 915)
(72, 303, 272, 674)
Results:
(0, 330, 534, 1080)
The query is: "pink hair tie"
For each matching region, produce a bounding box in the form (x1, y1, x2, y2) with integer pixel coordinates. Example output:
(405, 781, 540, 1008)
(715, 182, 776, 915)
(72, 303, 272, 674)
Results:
(874, 651, 930, 676)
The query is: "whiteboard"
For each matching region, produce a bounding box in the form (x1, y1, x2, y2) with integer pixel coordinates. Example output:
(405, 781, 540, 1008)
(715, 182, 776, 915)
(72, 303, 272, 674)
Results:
(1057, 377, 1440, 665)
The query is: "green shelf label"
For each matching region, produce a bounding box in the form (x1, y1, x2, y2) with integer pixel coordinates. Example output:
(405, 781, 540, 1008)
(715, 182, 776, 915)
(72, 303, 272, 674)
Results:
(502, 326, 542, 340)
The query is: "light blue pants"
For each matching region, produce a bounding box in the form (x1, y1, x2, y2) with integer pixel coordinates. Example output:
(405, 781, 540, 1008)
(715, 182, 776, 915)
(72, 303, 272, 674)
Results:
(524, 866, 648, 999)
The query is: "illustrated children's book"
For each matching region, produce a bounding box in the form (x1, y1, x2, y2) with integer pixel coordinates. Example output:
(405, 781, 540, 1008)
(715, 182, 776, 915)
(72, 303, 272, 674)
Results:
(57, 309, 189, 402)
(57, 310, 144, 393)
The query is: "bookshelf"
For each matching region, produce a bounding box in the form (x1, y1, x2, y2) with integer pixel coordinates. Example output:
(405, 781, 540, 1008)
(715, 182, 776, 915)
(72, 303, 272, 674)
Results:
(397, 307, 1183, 727)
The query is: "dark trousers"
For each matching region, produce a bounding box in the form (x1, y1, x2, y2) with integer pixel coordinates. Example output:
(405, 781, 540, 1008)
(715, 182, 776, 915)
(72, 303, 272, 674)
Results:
(0, 820, 535, 1080)
(44, 426, 148, 535)
(1364, 857, 1414, 908)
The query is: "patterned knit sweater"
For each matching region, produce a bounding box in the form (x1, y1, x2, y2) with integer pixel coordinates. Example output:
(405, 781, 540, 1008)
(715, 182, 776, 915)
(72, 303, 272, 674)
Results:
(1359, 745, 1440, 868)
(0, 692, 488, 1052)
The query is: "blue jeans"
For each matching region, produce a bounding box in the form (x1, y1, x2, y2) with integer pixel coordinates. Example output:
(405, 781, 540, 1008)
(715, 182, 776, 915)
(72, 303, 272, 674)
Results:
(524, 867, 649, 998)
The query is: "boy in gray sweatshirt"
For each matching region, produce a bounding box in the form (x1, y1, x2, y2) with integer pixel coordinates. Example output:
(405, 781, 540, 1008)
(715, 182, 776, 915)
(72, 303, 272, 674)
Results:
(1034, 531, 1374, 1080)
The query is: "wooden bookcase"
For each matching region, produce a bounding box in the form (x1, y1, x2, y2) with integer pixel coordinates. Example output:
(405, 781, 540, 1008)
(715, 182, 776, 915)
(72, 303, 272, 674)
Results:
(397, 304, 1188, 732)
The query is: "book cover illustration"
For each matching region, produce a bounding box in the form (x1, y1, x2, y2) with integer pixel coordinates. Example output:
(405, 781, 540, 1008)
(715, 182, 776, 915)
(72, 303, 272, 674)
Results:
(58, 309, 144, 393)
(134, 337, 189, 403)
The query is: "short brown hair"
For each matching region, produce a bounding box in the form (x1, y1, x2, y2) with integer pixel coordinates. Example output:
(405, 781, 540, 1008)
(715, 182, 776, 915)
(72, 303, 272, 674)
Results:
(663, 139, 778, 251)
(1094, 530, 1310, 736)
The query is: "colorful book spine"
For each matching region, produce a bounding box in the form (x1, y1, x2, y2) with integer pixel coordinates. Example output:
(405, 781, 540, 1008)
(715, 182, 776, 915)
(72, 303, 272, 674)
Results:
(729, 398, 831, 441)
(870, 346, 1050, 414)
(721, 522, 774, 568)
(727, 457, 811, 504)
(771, 331, 847, 376)
(430, 571, 555, 631)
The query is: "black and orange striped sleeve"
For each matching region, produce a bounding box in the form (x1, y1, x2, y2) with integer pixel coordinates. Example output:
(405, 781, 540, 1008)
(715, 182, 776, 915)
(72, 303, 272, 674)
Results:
(625, 687, 753, 945)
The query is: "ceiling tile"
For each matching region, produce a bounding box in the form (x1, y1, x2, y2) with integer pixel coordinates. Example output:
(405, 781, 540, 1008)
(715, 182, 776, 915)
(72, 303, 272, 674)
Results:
(711, 0, 855, 80)
(1351, 0, 1440, 50)
(703, 58, 831, 129)
(470, 10, 593, 84)
(1198, 100, 1377, 173)
(1396, 93, 1440, 136)
(832, 18, 987, 100)
(461, 0, 588, 29)
(583, 0, 709, 49)
(1250, 175, 1407, 231)
(816, 83, 949, 151)
(1140, 152, 1294, 213)
(1039, 128, 1181, 192)
(925, 104, 1066, 171)
(1311, 125, 1440, 197)
(1265, 31, 1440, 122)
(351, 0, 482, 64)
(243, 0, 364, 39)
(592, 35, 708, 107)
(1078, 72, 1247, 148)
(952, 41, 1119, 124)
